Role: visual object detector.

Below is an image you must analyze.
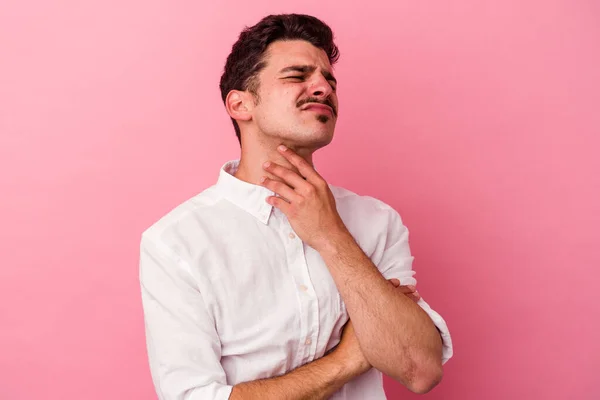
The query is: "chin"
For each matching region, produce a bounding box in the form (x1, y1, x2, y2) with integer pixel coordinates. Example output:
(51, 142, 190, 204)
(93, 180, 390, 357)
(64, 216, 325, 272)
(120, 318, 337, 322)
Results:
(263, 121, 335, 147)
(303, 129, 335, 148)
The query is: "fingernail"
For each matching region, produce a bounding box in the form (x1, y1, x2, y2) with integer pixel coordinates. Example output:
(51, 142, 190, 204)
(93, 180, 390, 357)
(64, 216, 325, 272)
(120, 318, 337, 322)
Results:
(263, 161, 271, 168)
(278, 145, 287, 152)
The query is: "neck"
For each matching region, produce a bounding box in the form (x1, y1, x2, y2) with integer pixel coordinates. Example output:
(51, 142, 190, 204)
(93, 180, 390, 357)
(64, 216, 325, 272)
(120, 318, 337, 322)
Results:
(233, 136, 315, 186)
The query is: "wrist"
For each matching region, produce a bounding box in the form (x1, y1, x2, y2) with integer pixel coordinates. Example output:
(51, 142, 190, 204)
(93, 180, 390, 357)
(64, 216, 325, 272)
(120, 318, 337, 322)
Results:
(317, 229, 354, 256)
(327, 347, 370, 380)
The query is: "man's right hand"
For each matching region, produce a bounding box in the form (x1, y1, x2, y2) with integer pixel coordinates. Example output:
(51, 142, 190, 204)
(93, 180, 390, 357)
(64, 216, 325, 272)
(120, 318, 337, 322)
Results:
(332, 279, 420, 376)
(333, 318, 371, 376)
(388, 278, 420, 302)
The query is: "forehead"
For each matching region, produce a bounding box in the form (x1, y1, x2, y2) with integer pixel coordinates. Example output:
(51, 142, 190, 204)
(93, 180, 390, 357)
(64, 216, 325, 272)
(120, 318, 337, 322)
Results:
(263, 40, 332, 72)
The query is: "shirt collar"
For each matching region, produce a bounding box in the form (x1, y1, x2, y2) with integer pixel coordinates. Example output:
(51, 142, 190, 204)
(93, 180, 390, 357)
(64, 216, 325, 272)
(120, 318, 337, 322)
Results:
(216, 159, 276, 225)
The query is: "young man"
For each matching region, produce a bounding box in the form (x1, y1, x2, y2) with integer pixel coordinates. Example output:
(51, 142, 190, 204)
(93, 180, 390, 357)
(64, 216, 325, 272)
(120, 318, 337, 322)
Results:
(140, 14, 453, 400)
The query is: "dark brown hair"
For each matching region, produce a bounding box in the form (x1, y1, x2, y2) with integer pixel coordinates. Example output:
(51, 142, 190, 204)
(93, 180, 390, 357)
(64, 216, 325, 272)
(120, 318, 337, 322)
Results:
(219, 14, 340, 145)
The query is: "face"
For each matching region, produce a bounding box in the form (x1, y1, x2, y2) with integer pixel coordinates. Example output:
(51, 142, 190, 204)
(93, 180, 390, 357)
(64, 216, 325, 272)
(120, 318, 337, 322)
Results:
(250, 40, 339, 149)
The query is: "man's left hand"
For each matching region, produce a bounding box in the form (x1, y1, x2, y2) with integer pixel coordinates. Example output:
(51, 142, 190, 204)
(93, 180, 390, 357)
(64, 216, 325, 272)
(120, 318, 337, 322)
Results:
(259, 145, 349, 252)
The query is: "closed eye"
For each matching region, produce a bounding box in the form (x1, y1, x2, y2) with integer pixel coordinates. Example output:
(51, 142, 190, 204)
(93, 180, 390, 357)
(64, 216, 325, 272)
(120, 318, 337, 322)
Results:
(284, 76, 336, 90)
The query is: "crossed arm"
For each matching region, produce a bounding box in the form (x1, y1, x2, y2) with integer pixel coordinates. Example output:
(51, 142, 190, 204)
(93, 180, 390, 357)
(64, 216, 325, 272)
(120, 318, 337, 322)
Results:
(318, 229, 445, 394)
(228, 349, 357, 400)
(140, 227, 450, 400)
(229, 278, 426, 400)
(229, 240, 445, 398)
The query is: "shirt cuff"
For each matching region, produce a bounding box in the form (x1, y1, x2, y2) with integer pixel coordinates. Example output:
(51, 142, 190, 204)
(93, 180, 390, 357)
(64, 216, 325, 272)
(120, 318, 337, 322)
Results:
(175, 382, 233, 400)
(415, 298, 453, 364)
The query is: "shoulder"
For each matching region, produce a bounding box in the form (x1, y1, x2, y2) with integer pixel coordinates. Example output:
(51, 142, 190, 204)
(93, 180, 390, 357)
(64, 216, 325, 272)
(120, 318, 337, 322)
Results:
(328, 183, 408, 255)
(139, 184, 226, 261)
(329, 183, 403, 224)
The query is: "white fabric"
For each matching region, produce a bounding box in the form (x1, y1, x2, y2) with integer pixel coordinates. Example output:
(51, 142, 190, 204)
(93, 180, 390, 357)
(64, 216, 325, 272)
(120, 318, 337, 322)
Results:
(139, 159, 453, 400)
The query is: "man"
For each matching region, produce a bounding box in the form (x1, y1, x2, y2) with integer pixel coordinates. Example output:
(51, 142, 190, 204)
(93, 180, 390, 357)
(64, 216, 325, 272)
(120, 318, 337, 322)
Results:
(139, 13, 453, 400)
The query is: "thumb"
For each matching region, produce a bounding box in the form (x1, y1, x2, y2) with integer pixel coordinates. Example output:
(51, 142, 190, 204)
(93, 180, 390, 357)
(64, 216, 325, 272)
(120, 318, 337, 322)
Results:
(389, 278, 401, 287)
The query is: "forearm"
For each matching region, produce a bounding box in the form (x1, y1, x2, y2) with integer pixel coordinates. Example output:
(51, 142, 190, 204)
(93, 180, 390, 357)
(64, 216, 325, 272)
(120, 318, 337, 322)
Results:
(319, 232, 443, 393)
(229, 351, 359, 400)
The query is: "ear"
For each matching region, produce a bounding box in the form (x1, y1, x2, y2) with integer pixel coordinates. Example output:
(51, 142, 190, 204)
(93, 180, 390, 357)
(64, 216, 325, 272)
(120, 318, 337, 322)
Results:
(225, 90, 253, 123)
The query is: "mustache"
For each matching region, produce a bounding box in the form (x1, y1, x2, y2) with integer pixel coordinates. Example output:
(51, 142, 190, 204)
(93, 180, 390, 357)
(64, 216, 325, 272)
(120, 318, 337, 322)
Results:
(297, 97, 337, 117)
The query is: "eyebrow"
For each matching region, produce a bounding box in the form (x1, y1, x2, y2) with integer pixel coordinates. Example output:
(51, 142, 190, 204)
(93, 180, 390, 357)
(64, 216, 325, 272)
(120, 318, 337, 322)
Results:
(278, 65, 337, 85)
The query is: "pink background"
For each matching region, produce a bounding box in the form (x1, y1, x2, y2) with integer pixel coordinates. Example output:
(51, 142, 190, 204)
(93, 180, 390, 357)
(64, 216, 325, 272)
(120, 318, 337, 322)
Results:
(1, 1, 599, 399)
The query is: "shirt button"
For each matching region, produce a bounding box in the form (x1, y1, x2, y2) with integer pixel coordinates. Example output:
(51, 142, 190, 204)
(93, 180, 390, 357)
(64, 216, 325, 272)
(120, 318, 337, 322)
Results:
(289, 232, 296, 239)
(305, 338, 312, 345)
(299, 284, 308, 292)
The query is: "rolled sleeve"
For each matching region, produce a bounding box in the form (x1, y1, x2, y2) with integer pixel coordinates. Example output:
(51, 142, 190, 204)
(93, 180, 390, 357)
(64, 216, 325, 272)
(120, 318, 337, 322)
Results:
(376, 209, 454, 365)
(139, 235, 233, 400)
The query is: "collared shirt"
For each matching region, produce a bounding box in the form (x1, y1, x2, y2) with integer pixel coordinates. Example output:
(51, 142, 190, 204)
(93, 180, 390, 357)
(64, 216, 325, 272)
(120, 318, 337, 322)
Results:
(139, 159, 453, 400)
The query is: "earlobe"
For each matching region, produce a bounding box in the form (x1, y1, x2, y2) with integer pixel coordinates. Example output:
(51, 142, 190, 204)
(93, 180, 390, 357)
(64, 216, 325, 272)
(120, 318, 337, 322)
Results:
(225, 90, 253, 122)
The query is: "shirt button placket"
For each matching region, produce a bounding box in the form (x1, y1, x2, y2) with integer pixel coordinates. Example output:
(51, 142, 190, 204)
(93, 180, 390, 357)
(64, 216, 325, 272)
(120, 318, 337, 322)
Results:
(296, 239, 317, 363)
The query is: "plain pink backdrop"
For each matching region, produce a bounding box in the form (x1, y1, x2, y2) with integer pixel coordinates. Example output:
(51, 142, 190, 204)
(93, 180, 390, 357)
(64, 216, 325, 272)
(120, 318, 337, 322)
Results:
(1, 1, 599, 399)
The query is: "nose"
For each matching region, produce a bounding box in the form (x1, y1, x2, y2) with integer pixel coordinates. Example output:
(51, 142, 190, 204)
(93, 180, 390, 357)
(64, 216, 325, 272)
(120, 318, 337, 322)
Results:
(309, 74, 334, 99)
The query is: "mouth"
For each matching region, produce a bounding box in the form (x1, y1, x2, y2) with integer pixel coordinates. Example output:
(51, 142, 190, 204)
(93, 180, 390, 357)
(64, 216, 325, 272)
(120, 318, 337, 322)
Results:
(301, 103, 335, 117)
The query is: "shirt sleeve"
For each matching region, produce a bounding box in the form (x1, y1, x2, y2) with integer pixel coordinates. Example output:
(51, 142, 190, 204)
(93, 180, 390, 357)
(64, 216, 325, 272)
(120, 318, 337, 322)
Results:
(139, 235, 234, 400)
(375, 208, 454, 365)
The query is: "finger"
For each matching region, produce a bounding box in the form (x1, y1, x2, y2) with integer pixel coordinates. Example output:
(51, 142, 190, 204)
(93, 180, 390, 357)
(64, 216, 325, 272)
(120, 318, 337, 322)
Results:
(407, 292, 421, 302)
(277, 145, 322, 183)
(267, 194, 291, 214)
(398, 287, 420, 301)
(396, 285, 416, 293)
(260, 177, 301, 203)
(263, 161, 309, 191)
(388, 278, 400, 287)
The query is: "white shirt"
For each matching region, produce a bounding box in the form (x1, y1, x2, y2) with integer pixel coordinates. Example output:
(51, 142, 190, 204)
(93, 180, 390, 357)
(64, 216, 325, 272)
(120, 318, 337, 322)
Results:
(139, 159, 453, 400)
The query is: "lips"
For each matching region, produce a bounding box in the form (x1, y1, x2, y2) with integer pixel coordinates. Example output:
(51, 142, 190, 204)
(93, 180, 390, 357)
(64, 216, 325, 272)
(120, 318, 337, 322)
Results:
(302, 103, 334, 116)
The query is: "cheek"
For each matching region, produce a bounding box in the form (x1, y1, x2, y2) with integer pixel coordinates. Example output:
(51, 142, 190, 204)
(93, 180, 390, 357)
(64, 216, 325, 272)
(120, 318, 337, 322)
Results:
(331, 95, 339, 108)
(256, 86, 304, 118)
